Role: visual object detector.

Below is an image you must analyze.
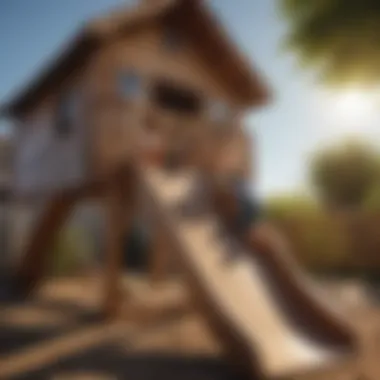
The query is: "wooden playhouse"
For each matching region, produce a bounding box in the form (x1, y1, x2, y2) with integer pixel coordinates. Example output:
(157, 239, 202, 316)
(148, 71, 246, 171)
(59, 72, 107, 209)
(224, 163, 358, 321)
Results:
(1, 0, 269, 317)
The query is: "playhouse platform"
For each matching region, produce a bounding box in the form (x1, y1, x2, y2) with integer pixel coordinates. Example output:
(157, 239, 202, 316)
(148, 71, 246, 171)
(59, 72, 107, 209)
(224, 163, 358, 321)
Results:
(1, 275, 380, 380)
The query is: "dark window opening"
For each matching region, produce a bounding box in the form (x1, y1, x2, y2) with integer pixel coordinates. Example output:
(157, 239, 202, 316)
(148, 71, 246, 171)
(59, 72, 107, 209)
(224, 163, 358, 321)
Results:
(151, 81, 203, 115)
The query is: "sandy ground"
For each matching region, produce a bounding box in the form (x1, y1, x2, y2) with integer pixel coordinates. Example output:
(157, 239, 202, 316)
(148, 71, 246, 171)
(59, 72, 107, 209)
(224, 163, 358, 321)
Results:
(1, 274, 380, 379)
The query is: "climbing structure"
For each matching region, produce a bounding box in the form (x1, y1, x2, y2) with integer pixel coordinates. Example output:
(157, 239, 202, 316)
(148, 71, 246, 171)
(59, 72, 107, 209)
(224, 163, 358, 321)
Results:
(1, 1, 357, 378)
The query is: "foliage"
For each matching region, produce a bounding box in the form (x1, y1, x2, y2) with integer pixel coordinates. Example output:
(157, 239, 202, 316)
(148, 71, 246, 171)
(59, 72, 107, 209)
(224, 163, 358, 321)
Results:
(362, 183, 380, 213)
(309, 140, 380, 208)
(280, 0, 380, 85)
(265, 193, 320, 220)
(265, 195, 350, 271)
(264, 140, 380, 274)
(50, 226, 93, 276)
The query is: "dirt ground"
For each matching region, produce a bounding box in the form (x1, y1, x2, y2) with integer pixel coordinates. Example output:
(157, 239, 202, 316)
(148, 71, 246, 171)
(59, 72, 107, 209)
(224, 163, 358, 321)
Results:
(0, 274, 380, 379)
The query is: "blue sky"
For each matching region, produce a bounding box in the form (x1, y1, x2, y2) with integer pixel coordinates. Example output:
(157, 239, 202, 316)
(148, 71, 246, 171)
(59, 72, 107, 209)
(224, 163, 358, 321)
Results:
(1, 0, 379, 196)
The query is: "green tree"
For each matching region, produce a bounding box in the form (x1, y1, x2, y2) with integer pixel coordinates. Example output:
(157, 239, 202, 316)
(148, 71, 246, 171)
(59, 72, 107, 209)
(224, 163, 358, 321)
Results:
(362, 182, 380, 213)
(280, 0, 380, 85)
(310, 140, 380, 208)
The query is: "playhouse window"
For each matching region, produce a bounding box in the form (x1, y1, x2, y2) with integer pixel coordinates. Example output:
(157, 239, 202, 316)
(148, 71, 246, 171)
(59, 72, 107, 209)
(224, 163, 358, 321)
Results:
(119, 71, 142, 99)
(151, 81, 202, 115)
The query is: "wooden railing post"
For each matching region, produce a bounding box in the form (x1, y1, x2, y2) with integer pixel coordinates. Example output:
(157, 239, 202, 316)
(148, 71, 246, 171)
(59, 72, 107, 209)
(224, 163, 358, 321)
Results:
(149, 223, 171, 285)
(102, 167, 134, 319)
(16, 193, 74, 294)
(103, 175, 125, 318)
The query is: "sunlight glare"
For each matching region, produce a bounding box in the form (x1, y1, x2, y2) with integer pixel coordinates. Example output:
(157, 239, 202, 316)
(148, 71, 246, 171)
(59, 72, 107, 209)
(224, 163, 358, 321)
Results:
(330, 91, 376, 130)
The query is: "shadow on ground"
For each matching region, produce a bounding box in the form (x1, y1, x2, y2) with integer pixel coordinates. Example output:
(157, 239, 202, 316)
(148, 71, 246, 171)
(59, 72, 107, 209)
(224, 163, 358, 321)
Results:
(0, 274, 100, 356)
(10, 344, 250, 380)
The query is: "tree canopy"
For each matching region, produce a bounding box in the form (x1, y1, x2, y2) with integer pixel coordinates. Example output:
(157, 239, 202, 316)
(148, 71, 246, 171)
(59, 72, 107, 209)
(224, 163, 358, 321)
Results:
(310, 140, 380, 208)
(281, 0, 380, 86)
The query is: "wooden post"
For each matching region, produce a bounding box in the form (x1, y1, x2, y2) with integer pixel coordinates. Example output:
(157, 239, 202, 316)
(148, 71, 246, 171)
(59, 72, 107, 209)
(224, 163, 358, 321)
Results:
(17, 194, 74, 294)
(149, 224, 171, 285)
(102, 175, 126, 319)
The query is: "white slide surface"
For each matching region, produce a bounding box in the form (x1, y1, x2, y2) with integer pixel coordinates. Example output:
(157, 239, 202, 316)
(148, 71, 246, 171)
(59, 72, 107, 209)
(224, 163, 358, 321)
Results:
(139, 167, 356, 379)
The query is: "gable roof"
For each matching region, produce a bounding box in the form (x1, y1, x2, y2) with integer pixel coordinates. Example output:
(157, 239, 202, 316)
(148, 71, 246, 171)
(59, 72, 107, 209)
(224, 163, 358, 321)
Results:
(2, 0, 270, 117)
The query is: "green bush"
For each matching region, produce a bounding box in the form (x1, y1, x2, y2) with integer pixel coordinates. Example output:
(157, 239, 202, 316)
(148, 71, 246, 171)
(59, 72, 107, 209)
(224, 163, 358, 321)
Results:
(50, 226, 93, 276)
(362, 183, 380, 214)
(309, 140, 380, 209)
(265, 195, 350, 272)
(265, 193, 320, 221)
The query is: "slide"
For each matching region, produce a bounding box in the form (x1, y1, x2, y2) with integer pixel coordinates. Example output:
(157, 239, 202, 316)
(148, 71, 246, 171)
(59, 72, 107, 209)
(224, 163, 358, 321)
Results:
(139, 167, 357, 379)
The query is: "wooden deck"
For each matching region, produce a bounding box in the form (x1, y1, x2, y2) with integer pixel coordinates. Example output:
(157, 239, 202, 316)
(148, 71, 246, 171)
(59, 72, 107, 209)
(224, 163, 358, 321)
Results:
(0, 275, 380, 379)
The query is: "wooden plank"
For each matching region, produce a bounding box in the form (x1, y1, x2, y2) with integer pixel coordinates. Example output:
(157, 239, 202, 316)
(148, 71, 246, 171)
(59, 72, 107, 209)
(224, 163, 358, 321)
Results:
(0, 322, 129, 379)
(102, 170, 133, 319)
(149, 223, 171, 285)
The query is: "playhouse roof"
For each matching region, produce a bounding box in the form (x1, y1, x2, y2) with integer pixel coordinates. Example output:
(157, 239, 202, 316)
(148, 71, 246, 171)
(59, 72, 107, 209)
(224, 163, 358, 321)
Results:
(2, 0, 270, 117)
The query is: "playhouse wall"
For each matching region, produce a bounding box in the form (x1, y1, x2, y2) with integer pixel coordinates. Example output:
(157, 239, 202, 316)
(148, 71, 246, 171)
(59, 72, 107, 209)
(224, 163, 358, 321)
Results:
(87, 21, 246, 177)
(13, 79, 89, 197)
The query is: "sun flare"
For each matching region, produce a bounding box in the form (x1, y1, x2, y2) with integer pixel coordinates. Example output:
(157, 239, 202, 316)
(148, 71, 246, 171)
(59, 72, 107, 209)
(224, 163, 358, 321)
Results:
(330, 90, 376, 129)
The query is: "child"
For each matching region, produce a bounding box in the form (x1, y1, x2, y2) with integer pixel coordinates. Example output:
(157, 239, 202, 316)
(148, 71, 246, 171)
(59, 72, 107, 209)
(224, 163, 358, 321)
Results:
(228, 178, 262, 236)
(206, 131, 288, 261)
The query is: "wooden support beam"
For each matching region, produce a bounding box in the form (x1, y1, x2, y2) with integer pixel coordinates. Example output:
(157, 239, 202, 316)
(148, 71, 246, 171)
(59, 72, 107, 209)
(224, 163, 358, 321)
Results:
(102, 168, 134, 319)
(102, 177, 125, 319)
(149, 224, 171, 285)
(16, 193, 74, 294)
